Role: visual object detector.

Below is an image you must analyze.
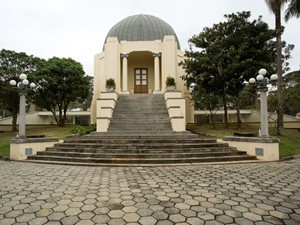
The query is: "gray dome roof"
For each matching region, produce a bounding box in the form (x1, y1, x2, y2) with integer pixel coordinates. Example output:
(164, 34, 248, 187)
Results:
(105, 14, 180, 49)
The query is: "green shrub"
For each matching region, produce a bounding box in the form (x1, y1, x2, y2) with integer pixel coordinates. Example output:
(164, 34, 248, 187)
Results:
(70, 126, 86, 135)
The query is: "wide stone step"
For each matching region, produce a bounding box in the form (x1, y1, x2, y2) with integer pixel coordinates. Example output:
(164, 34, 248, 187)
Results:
(64, 138, 217, 144)
(45, 146, 237, 154)
(37, 150, 246, 159)
(54, 142, 229, 149)
(87, 133, 199, 138)
(27, 154, 257, 164)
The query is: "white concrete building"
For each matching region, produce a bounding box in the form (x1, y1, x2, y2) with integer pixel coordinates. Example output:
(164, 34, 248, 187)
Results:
(90, 14, 194, 129)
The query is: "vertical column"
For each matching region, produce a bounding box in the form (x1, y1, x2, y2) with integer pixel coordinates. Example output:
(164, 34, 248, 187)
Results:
(153, 53, 161, 93)
(260, 91, 269, 137)
(121, 53, 129, 94)
(18, 93, 26, 139)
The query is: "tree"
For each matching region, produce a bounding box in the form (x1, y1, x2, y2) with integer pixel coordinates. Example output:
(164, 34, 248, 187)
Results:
(192, 86, 220, 128)
(265, 0, 291, 135)
(285, 0, 300, 21)
(32, 57, 91, 127)
(181, 11, 276, 128)
(0, 49, 40, 131)
(269, 69, 300, 116)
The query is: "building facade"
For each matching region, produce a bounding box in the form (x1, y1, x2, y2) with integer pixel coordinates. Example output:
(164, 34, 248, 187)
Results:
(90, 14, 194, 127)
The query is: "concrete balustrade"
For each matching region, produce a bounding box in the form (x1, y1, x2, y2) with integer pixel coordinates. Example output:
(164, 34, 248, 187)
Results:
(220, 136, 280, 161)
(10, 137, 59, 160)
(164, 91, 186, 131)
(96, 92, 118, 132)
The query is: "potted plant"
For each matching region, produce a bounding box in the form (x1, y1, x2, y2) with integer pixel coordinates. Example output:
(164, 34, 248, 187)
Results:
(106, 78, 115, 92)
(165, 75, 176, 91)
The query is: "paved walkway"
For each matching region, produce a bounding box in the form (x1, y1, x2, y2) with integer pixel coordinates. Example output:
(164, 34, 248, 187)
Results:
(0, 160, 299, 225)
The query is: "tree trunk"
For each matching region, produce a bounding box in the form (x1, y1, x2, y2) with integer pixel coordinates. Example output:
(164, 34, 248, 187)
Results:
(223, 92, 229, 128)
(50, 109, 59, 125)
(236, 96, 242, 130)
(58, 106, 63, 127)
(62, 105, 68, 127)
(11, 107, 18, 131)
(275, 7, 285, 135)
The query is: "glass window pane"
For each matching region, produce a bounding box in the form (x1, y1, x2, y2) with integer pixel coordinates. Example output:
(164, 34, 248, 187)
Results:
(136, 80, 141, 85)
(135, 70, 140, 75)
(142, 75, 147, 79)
(136, 75, 140, 80)
(142, 80, 147, 85)
(142, 69, 147, 74)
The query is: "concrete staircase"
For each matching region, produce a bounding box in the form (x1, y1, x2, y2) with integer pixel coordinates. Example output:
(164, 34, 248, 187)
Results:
(27, 94, 256, 166)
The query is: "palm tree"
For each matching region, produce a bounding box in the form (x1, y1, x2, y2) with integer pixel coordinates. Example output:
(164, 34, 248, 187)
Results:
(265, 0, 300, 135)
(265, 0, 287, 135)
(285, 0, 300, 21)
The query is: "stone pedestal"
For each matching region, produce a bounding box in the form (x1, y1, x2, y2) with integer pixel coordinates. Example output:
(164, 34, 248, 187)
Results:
(221, 136, 280, 161)
(10, 137, 59, 160)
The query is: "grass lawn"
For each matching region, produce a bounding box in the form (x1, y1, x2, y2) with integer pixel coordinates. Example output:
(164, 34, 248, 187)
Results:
(0, 125, 95, 157)
(187, 123, 300, 158)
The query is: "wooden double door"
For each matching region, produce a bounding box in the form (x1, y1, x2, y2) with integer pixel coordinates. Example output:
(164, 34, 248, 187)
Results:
(134, 68, 148, 94)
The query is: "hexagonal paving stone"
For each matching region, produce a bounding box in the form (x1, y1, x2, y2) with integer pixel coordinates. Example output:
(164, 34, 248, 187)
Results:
(53, 205, 69, 212)
(28, 217, 48, 225)
(139, 216, 157, 225)
(108, 209, 125, 218)
(198, 211, 215, 221)
(235, 217, 255, 225)
(152, 211, 169, 220)
(92, 215, 110, 224)
(65, 207, 82, 216)
(224, 209, 242, 218)
(0, 218, 15, 225)
(108, 218, 126, 225)
(122, 212, 140, 222)
(47, 212, 66, 221)
(80, 204, 96, 212)
(16, 213, 36, 223)
(137, 208, 153, 217)
(36, 208, 53, 217)
(186, 217, 205, 225)
(169, 214, 186, 223)
(122, 206, 138, 213)
(61, 216, 79, 225)
(78, 211, 95, 220)
(216, 214, 234, 223)
(5, 210, 23, 218)
(75, 220, 94, 225)
(156, 220, 175, 225)
(175, 203, 190, 210)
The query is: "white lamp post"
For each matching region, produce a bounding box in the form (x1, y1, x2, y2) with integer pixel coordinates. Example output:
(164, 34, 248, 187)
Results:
(10, 74, 36, 139)
(245, 69, 278, 137)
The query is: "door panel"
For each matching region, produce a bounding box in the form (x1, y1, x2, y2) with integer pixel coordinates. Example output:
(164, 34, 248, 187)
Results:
(134, 68, 148, 93)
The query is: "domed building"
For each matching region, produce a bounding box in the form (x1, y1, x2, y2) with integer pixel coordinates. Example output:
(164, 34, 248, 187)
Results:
(90, 14, 194, 131)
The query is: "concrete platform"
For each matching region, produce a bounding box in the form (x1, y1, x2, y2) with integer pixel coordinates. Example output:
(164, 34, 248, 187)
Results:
(0, 159, 299, 224)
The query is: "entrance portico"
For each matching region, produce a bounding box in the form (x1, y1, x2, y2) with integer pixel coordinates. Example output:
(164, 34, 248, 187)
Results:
(120, 51, 161, 94)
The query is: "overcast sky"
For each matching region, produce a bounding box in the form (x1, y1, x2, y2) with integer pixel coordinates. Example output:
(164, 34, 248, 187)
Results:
(1, 0, 299, 76)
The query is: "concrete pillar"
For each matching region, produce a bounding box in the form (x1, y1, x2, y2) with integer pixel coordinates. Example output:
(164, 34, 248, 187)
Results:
(260, 91, 269, 137)
(121, 53, 129, 94)
(153, 53, 161, 93)
(18, 93, 26, 139)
